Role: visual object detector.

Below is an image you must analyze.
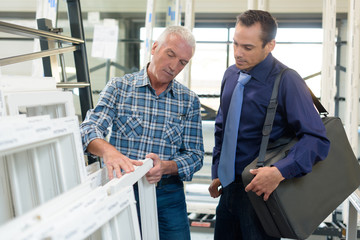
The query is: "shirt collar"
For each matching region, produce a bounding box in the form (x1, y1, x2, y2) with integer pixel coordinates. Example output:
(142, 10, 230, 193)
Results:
(135, 66, 177, 98)
(135, 67, 150, 87)
(248, 53, 275, 84)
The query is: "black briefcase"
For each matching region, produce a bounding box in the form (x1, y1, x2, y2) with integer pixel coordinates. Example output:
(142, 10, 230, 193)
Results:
(241, 69, 360, 239)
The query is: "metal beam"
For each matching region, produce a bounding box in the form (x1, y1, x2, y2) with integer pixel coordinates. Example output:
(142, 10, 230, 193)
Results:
(66, 0, 93, 121)
(320, 0, 337, 115)
(56, 82, 90, 88)
(0, 20, 83, 44)
(344, 0, 360, 154)
(0, 46, 77, 66)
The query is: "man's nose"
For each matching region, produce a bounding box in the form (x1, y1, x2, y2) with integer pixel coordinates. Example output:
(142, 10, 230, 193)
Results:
(234, 47, 243, 58)
(169, 59, 177, 71)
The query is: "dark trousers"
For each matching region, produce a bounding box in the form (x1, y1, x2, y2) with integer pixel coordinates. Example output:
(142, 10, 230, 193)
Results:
(214, 177, 280, 240)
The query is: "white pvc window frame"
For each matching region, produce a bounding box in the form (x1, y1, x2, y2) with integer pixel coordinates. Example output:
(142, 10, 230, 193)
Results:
(0, 116, 87, 224)
(4, 90, 75, 118)
(0, 158, 159, 240)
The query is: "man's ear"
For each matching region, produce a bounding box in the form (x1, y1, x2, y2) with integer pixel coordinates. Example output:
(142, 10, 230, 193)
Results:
(151, 41, 159, 54)
(266, 39, 276, 53)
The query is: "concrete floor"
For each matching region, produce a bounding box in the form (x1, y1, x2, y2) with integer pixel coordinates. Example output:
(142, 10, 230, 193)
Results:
(190, 227, 213, 240)
(190, 227, 346, 240)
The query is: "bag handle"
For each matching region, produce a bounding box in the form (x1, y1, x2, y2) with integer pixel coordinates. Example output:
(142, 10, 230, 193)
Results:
(256, 68, 328, 168)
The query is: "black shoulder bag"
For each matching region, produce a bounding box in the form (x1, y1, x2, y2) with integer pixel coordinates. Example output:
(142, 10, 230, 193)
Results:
(241, 68, 360, 239)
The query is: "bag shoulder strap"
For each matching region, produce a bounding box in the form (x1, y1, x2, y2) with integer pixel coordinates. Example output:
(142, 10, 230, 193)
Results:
(308, 87, 328, 116)
(256, 68, 289, 167)
(256, 68, 329, 167)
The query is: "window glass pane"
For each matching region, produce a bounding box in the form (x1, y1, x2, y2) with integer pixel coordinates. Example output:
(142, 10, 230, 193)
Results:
(276, 28, 323, 42)
(193, 28, 228, 42)
(191, 43, 227, 94)
(229, 27, 323, 96)
(228, 28, 322, 43)
(191, 43, 227, 113)
(272, 43, 322, 96)
(140, 27, 165, 40)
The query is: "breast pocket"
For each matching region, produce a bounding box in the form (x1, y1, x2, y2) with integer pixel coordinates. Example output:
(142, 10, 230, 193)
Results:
(162, 117, 183, 146)
(114, 110, 143, 138)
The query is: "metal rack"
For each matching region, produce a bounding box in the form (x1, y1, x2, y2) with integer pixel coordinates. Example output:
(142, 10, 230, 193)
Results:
(0, 0, 93, 121)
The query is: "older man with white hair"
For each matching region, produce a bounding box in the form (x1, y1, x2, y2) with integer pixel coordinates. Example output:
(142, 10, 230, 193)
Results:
(80, 26, 204, 240)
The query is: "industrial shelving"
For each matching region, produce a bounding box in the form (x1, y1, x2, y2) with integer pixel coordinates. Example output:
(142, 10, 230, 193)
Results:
(0, 0, 93, 121)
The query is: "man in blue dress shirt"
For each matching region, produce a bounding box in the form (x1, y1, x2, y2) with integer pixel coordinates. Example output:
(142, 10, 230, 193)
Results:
(80, 26, 204, 240)
(208, 10, 330, 239)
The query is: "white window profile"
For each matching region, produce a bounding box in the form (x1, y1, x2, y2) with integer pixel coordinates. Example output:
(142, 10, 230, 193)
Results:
(0, 158, 159, 240)
(4, 90, 75, 118)
(0, 116, 87, 224)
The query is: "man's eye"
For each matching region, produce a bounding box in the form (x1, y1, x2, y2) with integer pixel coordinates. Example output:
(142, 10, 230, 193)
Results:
(167, 51, 175, 57)
(180, 61, 187, 66)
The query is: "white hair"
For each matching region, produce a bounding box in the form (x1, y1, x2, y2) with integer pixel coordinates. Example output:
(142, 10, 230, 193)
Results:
(156, 26, 196, 53)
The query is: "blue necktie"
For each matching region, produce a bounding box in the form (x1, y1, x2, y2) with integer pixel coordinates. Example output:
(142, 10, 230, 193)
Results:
(218, 72, 251, 187)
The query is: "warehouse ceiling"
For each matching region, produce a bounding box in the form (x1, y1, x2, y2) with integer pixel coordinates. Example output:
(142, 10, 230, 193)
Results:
(0, 0, 350, 14)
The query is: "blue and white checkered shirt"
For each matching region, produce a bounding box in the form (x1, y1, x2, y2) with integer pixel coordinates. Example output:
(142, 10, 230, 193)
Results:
(80, 67, 204, 181)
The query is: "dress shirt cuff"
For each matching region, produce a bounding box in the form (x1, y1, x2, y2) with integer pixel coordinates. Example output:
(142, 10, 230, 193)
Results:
(211, 146, 221, 179)
(273, 157, 302, 179)
(211, 163, 219, 179)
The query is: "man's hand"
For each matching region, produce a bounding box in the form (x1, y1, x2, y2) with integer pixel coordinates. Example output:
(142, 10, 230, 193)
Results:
(87, 139, 143, 180)
(103, 150, 143, 180)
(244, 166, 284, 201)
(208, 178, 222, 198)
(145, 153, 164, 184)
(145, 153, 179, 184)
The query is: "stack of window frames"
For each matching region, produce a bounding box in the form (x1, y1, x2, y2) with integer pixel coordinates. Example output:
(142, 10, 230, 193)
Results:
(0, 78, 85, 223)
(0, 77, 159, 239)
(0, 115, 87, 224)
(0, 158, 158, 240)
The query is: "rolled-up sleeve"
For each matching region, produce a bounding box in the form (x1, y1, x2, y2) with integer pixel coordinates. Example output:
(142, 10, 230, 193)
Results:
(172, 96, 204, 181)
(80, 79, 118, 154)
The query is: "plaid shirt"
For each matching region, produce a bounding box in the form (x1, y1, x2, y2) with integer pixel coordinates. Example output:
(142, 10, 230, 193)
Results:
(80, 67, 204, 181)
